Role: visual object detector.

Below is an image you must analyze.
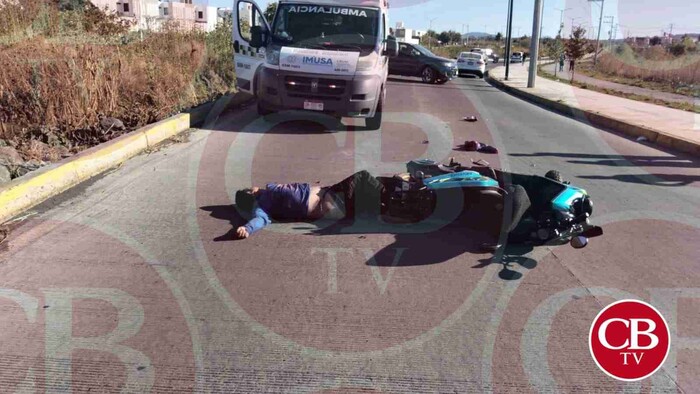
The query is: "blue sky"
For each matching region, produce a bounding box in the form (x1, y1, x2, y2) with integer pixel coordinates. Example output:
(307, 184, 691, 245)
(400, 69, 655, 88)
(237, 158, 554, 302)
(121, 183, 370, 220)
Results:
(209, 0, 699, 39)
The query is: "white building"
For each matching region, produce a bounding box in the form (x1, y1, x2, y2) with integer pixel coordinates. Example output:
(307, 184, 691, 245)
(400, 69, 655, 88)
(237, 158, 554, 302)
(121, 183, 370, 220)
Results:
(394, 22, 422, 45)
(90, 0, 231, 32)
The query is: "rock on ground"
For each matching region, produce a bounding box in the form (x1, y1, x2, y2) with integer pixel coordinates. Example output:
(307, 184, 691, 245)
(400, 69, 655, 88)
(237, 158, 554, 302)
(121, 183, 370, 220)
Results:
(0, 165, 11, 184)
(0, 146, 23, 166)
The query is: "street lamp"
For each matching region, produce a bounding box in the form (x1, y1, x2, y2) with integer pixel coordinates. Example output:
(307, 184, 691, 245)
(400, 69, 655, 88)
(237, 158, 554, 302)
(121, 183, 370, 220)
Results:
(554, 7, 572, 37)
(569, 17, 581, 36)
(504, 0, 514, 80)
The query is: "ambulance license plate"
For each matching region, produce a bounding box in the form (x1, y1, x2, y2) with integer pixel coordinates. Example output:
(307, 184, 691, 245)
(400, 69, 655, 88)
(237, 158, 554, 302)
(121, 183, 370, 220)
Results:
(304, 101, 324, 111)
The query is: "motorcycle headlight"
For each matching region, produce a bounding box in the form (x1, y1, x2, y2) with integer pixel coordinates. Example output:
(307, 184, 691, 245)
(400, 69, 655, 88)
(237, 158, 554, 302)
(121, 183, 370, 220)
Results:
(572, 196, 593, 216)
(266, 49, 280, 65)
(582, 197, 593, 215)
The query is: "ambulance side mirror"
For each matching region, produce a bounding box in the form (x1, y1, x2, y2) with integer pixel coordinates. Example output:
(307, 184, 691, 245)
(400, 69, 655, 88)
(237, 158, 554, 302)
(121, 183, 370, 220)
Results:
(384, 36, 398, 57)
(250, 26, 267, 49)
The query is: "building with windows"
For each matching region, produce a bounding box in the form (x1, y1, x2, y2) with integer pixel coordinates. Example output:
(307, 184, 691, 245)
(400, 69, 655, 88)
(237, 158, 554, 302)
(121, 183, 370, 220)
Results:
(393, 22, 423, 45)
(90, 0, 231, 32)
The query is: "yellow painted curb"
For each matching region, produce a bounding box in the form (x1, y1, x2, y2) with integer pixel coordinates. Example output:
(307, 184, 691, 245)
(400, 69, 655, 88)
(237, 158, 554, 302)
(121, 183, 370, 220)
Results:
(0, 113, 190, 223)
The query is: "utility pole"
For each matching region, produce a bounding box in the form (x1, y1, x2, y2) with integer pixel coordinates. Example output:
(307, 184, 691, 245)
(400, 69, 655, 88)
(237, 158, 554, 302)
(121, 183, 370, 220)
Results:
(528, 0, 544, 88)
(505, 0, 514, 80)
(604, 16, 614, 49)
(538, 0, 545, 41)
(589, 0, 605, 65)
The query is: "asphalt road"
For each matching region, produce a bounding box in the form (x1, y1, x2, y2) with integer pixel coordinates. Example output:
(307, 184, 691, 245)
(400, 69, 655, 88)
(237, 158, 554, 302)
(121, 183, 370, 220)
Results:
(1, 73, 698, 392)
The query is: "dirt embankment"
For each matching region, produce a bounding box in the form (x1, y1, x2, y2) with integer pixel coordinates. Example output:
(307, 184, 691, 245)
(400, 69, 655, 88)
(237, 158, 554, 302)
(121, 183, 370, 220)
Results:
(0, 0, 235, 184)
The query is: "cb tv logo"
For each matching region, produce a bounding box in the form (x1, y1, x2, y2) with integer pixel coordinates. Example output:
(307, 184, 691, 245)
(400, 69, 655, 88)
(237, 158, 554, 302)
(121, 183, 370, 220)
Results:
(589, 300, 671, 381)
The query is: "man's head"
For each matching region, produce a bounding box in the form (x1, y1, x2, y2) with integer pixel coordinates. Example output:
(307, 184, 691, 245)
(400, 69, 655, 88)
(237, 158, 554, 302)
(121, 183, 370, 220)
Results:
(235, 189, 256, 213)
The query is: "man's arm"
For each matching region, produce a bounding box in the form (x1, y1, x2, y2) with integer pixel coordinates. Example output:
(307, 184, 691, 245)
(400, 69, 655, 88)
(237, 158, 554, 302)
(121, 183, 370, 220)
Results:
(237, 207, 271, 238)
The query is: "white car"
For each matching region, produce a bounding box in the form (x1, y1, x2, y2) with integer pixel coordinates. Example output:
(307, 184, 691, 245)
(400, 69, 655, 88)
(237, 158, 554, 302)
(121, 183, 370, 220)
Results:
(470, 47, 495, 63)
(510, 52, 524, 63)
(457, 52, 486, 78)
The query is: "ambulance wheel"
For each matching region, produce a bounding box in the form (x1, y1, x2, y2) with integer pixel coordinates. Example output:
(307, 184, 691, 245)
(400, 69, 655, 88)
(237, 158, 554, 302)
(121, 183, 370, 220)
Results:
(366, 90, 383, 130)
(257, 101, 273, 116)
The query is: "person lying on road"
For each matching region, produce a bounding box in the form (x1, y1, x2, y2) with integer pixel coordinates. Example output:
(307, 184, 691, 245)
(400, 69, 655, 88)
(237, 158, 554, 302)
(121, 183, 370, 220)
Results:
(234, 170, 387, 239)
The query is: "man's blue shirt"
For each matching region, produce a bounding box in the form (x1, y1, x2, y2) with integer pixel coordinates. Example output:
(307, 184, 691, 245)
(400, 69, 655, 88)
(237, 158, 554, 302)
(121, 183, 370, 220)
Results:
(243, 183, 311, 234)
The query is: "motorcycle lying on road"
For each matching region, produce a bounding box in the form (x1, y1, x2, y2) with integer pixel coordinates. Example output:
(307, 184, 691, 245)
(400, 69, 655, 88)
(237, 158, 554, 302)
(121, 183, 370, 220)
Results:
(378, 159, 603, 249)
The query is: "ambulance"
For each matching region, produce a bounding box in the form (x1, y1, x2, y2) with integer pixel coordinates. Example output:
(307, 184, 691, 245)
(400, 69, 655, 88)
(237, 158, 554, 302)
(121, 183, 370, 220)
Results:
(233, 0, 398, 129)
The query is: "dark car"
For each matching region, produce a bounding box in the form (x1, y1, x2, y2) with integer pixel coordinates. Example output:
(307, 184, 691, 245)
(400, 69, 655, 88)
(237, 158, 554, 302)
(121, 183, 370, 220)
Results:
(389, 42, 458, 84)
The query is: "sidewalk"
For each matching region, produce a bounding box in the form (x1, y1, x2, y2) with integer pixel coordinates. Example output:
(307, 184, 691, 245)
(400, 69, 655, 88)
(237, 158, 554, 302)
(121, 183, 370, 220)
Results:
(487, 65, 700, 156)
(541, 63, 697, 107)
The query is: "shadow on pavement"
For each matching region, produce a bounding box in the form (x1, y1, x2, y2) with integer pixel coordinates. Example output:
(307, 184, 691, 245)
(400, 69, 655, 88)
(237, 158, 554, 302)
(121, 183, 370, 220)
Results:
(511, 151, 700, 187)
(473, 244, 537, 281)
(241, 118, 361, 134)
(200, 204, 247, 241)
(206, 103, 377, 134)
(200, 205, 544, 281)
(578, 173, 699, 187)
(387, 77, 498, 92)
(511, 152, 699, 168)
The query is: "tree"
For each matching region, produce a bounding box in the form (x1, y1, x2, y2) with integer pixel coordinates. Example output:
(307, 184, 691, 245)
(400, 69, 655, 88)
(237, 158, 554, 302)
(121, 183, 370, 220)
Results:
(545, 39, 565, 76)
(421, 30, 438, 47)
(437, 30, 462, 45)
(516, 35, 531, 49)
(437, 31, 450, 45)
(682, 35, 697, 53)
(446, 30, 461, 44)
(56, 0, 86, 11)
(264, 2, 277, 24)
(495, 32, 503, 42)
(669, 42, 686, 56)
(650, 36, 662, 46)
(565, 26, 587, 81)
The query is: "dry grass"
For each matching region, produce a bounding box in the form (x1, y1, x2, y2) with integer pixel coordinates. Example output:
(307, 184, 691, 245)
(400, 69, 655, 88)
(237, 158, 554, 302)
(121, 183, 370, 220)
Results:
(594, 50, 700, 97)
(537, 68, 700, 114)
(0, 0, 235, 158)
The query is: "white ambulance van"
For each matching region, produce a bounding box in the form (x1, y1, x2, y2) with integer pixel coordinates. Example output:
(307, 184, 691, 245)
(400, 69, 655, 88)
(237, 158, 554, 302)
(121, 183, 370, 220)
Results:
(233, 0, 398, 129)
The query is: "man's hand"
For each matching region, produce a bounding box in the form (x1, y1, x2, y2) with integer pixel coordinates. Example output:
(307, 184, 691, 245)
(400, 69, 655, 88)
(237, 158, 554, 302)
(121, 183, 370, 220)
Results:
(236, 226, 249, 239)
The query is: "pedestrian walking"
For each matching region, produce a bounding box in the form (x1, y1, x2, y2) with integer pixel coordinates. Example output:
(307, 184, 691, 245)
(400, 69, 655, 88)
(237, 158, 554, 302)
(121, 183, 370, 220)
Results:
(569, 59, 575, 72)
(559, 54, 565, 72)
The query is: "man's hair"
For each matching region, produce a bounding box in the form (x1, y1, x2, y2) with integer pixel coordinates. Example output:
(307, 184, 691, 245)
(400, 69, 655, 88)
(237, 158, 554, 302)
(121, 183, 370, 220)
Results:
(235, 189, 256, 213)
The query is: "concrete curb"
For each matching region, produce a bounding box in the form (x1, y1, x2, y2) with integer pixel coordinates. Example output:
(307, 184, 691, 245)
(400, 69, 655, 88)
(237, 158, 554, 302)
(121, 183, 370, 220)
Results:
(485, 71, 700, 157)
(0, 92, 254, 224)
